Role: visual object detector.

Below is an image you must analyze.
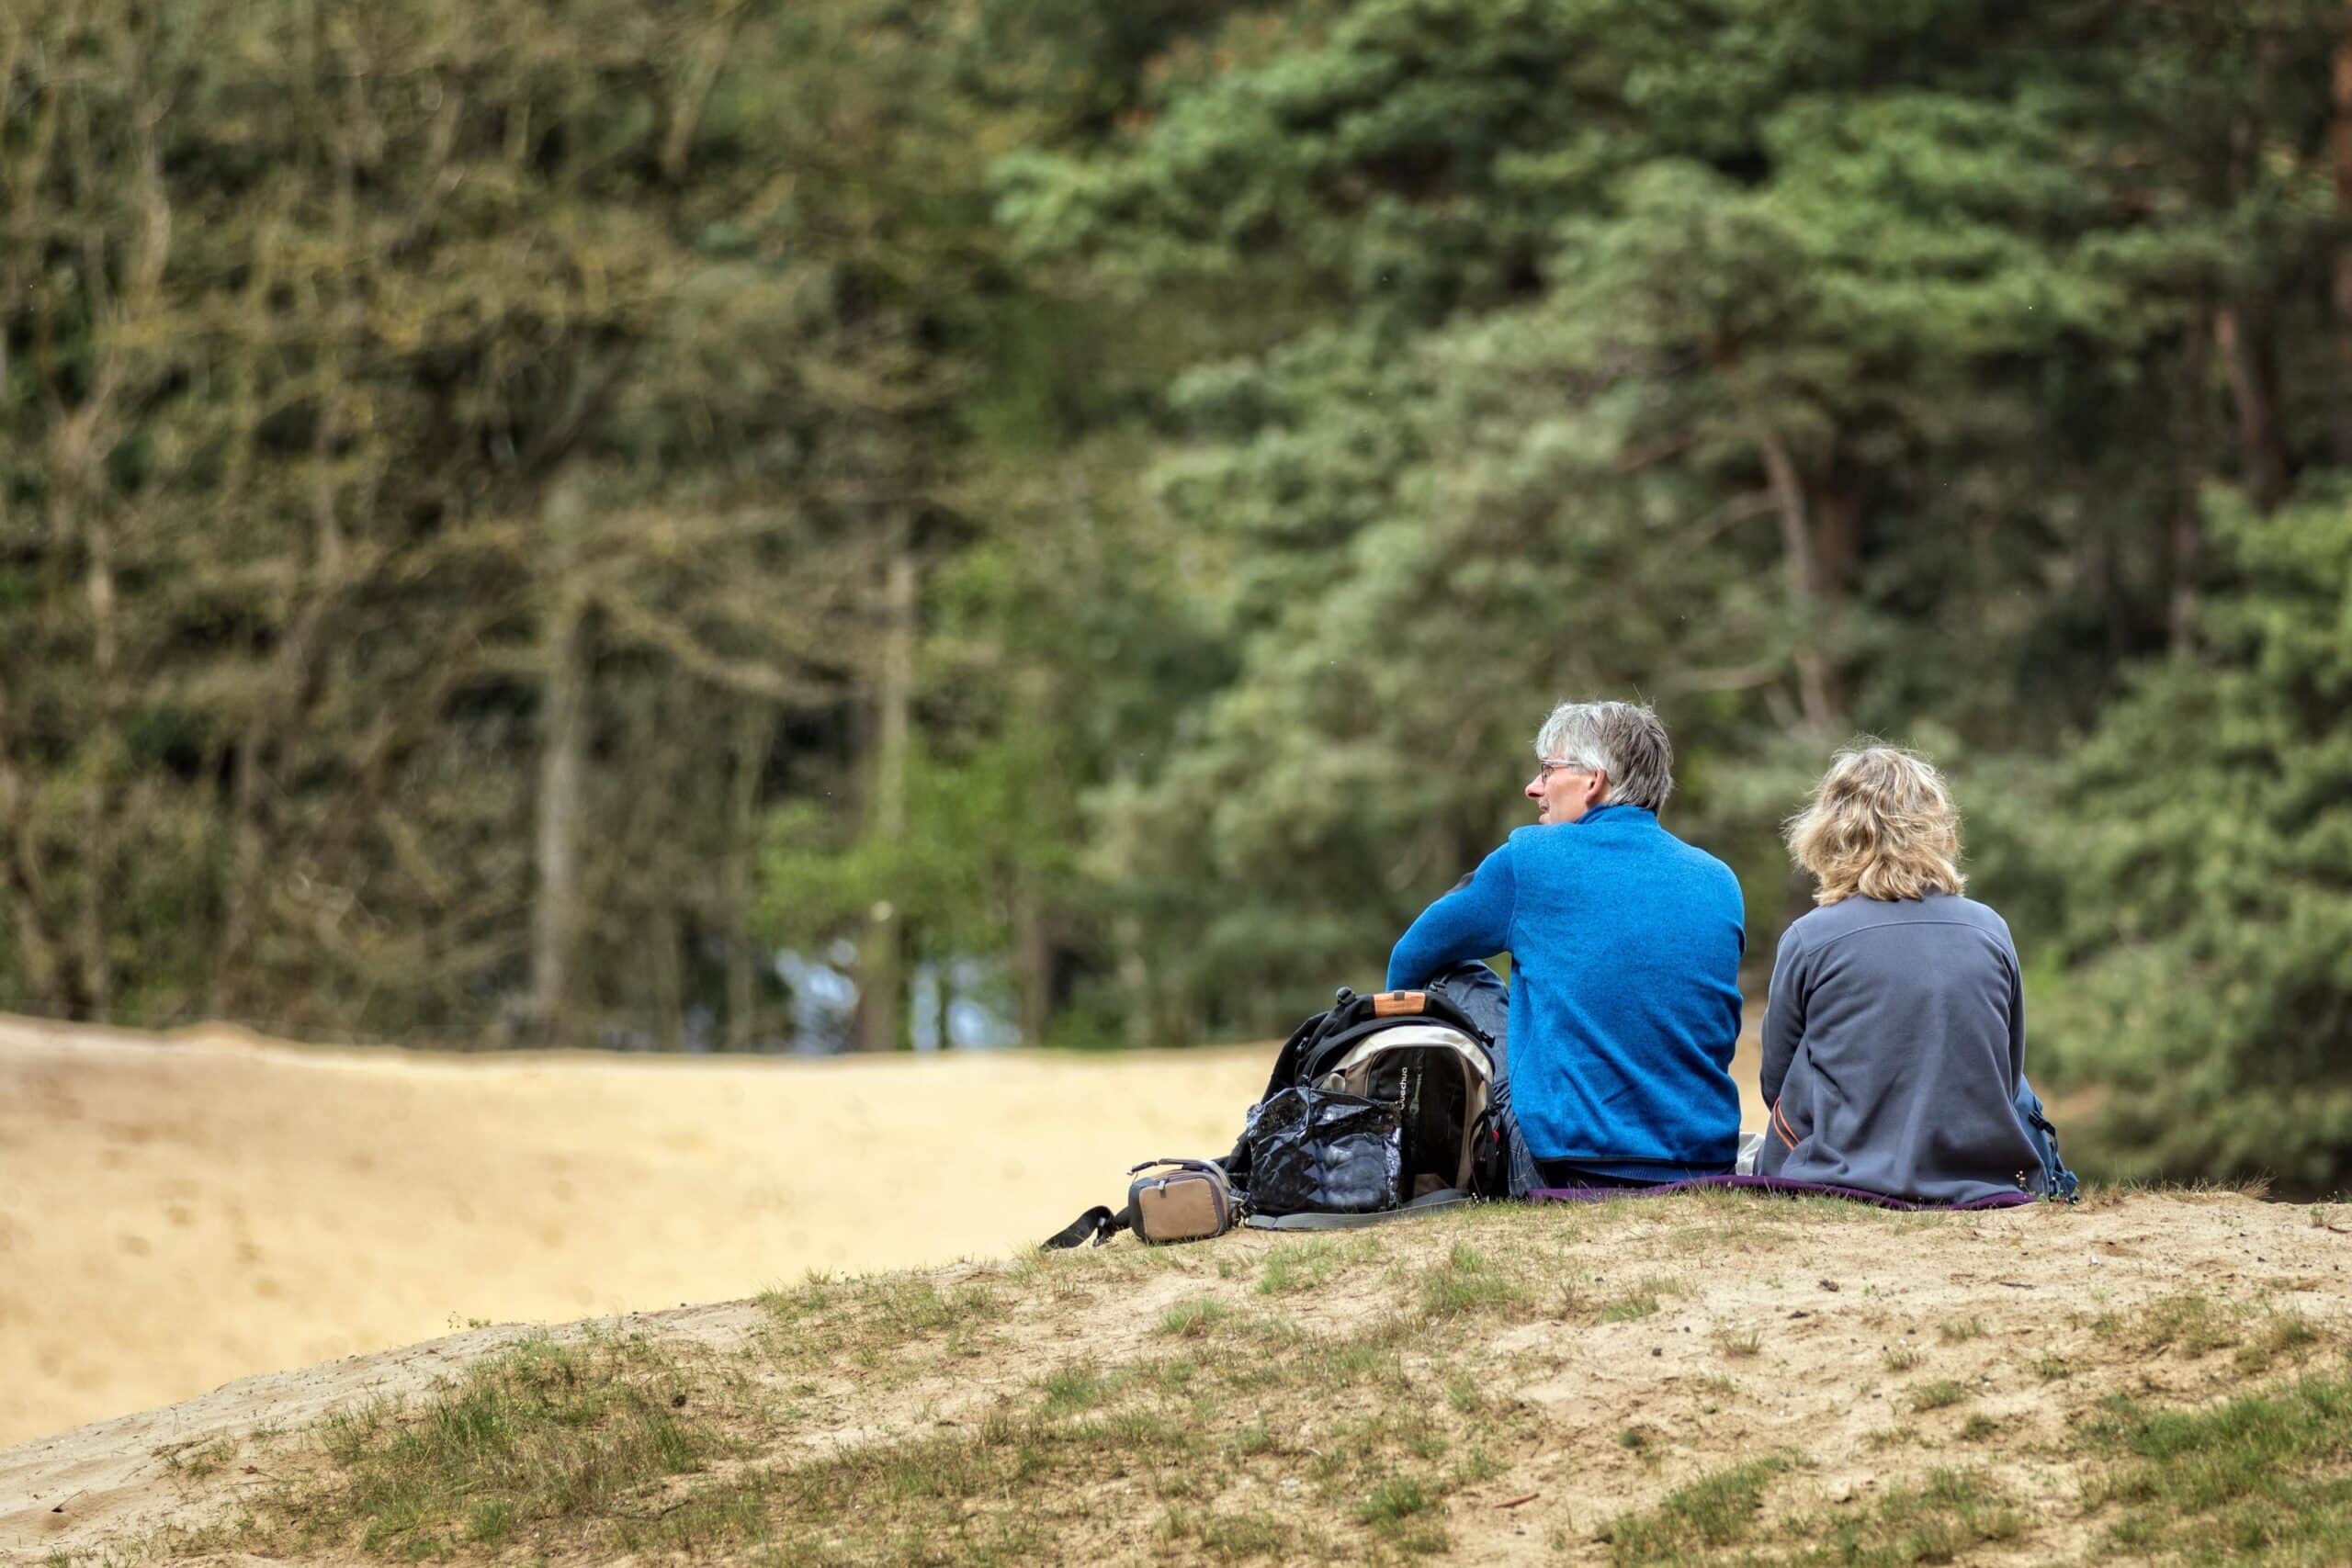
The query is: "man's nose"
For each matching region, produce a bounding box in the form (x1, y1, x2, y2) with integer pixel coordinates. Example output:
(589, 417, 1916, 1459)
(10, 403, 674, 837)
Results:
(1525, 775, 1544, 800)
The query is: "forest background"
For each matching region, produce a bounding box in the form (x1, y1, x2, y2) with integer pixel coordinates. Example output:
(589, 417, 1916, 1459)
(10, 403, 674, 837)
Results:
(5, 0, 2349, 1188)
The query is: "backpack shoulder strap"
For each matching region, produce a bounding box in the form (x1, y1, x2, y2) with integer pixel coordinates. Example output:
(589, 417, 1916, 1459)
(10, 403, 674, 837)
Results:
(1041, 1202, 1133, 1249)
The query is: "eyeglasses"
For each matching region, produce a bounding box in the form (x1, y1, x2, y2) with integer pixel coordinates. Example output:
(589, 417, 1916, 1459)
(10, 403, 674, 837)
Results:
(1533, 757, 1590, 781)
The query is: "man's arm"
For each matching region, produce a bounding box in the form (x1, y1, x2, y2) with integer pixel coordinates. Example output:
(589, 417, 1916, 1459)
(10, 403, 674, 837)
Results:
(1385, 842, 1516, 990)
(1758, 927, 1806, 1107)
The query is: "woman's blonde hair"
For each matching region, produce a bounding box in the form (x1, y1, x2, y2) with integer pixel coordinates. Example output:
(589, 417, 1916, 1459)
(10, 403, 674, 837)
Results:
(1784, 745, 1966, 905)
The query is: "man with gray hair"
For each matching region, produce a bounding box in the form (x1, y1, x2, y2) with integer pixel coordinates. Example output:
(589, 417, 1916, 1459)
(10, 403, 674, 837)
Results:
(1386, 701, 1747, 1189)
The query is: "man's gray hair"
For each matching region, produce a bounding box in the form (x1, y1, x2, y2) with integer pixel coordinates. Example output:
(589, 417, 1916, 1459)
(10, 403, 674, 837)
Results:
(1534, 700, 1675, 812)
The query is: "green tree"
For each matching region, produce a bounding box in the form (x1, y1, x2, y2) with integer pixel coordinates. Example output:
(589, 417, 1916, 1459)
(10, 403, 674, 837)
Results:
(993, 0, 2256, 1030)
(2040, 488, 2352, 1187)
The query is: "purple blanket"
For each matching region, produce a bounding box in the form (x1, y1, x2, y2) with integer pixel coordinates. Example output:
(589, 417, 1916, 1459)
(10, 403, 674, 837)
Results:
(1526, 1172, 2036, 1212)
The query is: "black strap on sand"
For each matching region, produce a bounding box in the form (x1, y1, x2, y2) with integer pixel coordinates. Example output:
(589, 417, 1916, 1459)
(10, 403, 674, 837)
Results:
(1041, 1202, 1134, 1250)
(1044, 1157, 1233, 1249)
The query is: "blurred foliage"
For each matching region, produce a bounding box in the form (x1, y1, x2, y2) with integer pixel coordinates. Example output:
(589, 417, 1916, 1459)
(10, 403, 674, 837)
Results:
(2, 0, 2349, 1179)
(2038, 490, 2352, 1186)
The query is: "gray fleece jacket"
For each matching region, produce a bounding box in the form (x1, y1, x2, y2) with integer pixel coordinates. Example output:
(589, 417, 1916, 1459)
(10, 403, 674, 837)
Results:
(1759, 891, 2045, 1204)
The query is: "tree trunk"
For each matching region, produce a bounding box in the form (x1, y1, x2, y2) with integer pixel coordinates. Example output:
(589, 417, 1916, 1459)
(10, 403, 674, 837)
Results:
(1115, 911, 1153, 1050)
(76, 512, 117, 1023)
(2169, 301, 2215, 650)
(212, 737, 266, 1020)
(854, 546, 916, 1053)
(652, 902, 684, 1050)
(212, 96, 357, 1021)
(722, 706, 775, 1052)
(1711, 341, 1846, 737)
(0, 676, 69, 1013)
(1754, 422, 1838, 736)
(530, 481, 591, 1045)
(2214, 305, 2290, 513)
(1012, 885, 1053, 1046)
(1806, 480, 1859, 725)
(2333, 1, 2352, 464)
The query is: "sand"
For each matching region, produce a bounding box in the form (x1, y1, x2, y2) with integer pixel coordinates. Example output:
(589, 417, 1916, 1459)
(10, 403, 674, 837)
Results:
(0, 1011, 1766, 1451)
(3, 1187, 2345, 1565)
(0, 1015, 1237, 1449)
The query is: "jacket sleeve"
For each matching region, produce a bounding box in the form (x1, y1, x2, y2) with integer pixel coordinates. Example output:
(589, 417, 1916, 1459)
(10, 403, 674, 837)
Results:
(1759, 925, 1807, 1108)
(1385, 842, 1516, 990)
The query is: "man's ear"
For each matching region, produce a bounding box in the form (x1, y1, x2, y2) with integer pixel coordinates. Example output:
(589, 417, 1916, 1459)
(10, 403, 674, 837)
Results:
(1586, 771, 1611, 809)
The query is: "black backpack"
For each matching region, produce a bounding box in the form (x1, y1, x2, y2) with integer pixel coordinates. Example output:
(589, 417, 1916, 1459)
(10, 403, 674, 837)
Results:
(1042, 986, 1505, 1248)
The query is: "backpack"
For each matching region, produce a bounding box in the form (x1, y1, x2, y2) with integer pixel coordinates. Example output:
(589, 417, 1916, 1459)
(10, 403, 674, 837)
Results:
(2015, 1076, 2080, 1201)
(1041, 986, 1504, 1249)
(1227, 986, 1502, 1213)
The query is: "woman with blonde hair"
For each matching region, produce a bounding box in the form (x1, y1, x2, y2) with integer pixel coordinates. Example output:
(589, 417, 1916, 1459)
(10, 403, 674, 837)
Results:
(1759, 746, 2060, 1203)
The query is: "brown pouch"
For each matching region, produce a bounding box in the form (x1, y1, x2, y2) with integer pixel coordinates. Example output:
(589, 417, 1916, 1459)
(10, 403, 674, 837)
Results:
(1126, 1158, 1238, 1245)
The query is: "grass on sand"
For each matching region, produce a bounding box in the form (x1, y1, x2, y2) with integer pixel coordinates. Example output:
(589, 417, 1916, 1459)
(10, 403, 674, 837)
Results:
(113, 1190, 2352, 1566)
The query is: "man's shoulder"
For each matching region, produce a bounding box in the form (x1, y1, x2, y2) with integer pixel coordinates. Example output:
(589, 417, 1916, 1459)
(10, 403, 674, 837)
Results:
(1652, 823, 1743, 891)
(1527, 815, 1741, 901)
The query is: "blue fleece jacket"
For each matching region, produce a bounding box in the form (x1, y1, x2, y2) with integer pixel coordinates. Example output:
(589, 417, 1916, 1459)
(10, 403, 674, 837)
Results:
(1385, 805, 1746, 1172)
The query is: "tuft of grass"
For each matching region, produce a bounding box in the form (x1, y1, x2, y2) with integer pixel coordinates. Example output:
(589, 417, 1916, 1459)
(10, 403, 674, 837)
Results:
(1227, 1423, 1278, 1460)
(1159, 1504, 1320, 1562)
(1357, 1474, 1448, 1555)
(873, 1278, 1006, 1337)
(1417, 1243, 1531, 1320)
(160, 1436, 238, 1479)
(1258, 1240, 1339, 1296)
(287, 1336, 716, 1557)
(1159, 1297, 1237, 1338)
(1600, 1275, 1691, 1325)
(2234, 1310, 2320, 1375)
(1937, 1316, 1985, 1344)
(755, 1270, 842, 1324)
(1882, 1346, 1924, 1372)
(1038, 1363, 1114, 1416)
(2101, 1292, 2244, 1359)
(1605, 1453, 1796, 1563)
(1804, 1467, 2023, 1564)
(1358, 1474, 1434, 1525)
(1909, 1380, 1968, 1413)
(1960, 1414, 2000, 1442)
(1718, 1329, 1765, 1359)
(2081, 1375, 2352, 1562)
(464, 1497, 514, 1546)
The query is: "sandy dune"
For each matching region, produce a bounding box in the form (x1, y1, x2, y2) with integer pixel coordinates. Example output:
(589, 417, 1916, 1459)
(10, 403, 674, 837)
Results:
(0, 1017, 1250, 1448)
(0, 1012, 1766, 1450)
(3, 1189, 2344, 1565)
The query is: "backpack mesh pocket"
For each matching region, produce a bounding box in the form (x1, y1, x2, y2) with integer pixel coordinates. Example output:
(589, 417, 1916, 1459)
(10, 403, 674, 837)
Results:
(1243, 1086, 1403, 1215)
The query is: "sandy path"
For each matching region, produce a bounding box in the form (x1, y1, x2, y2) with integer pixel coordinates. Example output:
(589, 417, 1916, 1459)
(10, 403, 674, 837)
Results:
(0, 1012, 1765, 1450)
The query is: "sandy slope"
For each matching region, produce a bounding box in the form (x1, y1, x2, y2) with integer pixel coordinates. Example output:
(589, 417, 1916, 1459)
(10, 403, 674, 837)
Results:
(2, 1190, 2345, 1565)
(0, 1015, 1256, 1447)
